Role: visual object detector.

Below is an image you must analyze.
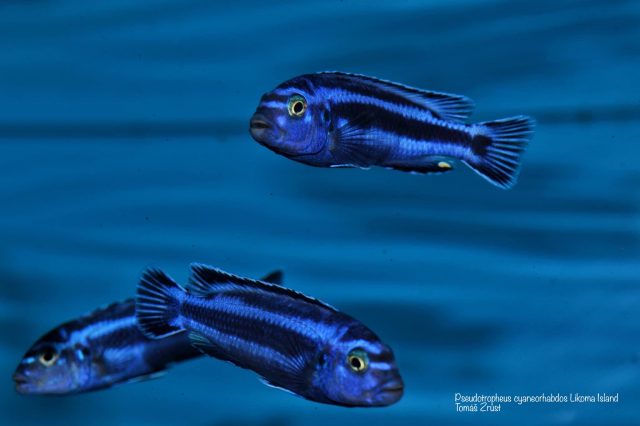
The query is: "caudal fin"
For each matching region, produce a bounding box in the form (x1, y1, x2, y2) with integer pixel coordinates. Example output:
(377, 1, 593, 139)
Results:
(465, 116, 535, 189)
(136, 268, 185, 339)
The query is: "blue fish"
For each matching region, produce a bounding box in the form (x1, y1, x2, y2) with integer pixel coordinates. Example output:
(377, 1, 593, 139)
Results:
(249, 72, 535, 188)
(136, 264, 403, 407)
(13, 271, 283, 395)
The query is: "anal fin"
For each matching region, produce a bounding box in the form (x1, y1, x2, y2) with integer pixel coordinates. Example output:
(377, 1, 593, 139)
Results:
(124, 370, 168, 386)
(387, 159, 454, 175)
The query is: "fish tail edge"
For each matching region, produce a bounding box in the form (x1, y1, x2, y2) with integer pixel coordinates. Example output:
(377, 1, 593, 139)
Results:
(465, 115, 535, 189)
(136, 268, 184, 339)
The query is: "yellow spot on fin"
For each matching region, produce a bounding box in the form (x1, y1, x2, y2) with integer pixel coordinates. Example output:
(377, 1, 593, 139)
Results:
(438, 161, 452, 169)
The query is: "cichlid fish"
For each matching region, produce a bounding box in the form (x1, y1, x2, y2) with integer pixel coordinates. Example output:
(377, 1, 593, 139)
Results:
(13, 271, 283, 395)
(249, 72, 535, 189)
(136, 264, 403, 407)
(12, 299, 196, 395)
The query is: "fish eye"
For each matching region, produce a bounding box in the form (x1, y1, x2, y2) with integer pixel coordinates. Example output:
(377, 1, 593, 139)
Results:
(347, 349, 369, 373)
(38, 347, 59, 367)
(287, 95, 307, 118)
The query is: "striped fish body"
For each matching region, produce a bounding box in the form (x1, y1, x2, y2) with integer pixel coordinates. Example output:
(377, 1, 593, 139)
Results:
(249, 72, 535, 189)
(136, 264, 403, 407)
(13, 299, 199, 395)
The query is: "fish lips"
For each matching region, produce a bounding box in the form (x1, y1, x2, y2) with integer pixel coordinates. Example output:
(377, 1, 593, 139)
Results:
(12, 369, 69, 395)
(249, 113, 299, 159)
(249, 113, 323, 161)
(249, 113, 277, 145)
(371, 376, 405, 406)
(12, 369, 33, 394)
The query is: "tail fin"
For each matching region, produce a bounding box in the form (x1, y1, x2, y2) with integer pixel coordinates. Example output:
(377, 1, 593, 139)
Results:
(136, 268, 185, 339)
(465, 116, 535, 189)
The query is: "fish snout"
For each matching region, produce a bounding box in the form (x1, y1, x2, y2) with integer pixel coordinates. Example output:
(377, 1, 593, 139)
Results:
(12, 368, 32, 393)
(373, 375, 404, 406)
(249, 113, 273, 143)
(13, 371, 28, 384)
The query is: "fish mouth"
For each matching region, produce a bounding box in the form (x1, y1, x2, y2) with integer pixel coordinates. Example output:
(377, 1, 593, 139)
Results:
(249, 112, 321, 160)
(12, 371, 32, 393)
(373, 377, 404, 405)
(249, 113, 273, 143)
(381, 383, 404, 395)
(13, 372, 29, 385)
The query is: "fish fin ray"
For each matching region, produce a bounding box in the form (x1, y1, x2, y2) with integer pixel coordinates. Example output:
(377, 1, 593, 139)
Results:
(465, 116, 535, 189)
(321, 71, 474, 122)
(187, 331, 235, 363)
(257, 344, 310, 397)
(187, 263, 337, 312)
(136, 268, 184, 339)
(258, 377, 307, 399)
(329, 111, 383, 168)
(329, 164, 370, 169)
(258, 377, 298, 395)
(188, 330, 309, 392)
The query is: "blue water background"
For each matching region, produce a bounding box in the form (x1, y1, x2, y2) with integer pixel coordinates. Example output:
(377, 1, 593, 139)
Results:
(1, 1, 639, 424)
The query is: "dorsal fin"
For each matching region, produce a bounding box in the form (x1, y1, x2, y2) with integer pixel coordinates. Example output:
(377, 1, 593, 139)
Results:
(187, 263, 336, 312)
(261, 270, 284, 286)
(82, 298, 135, 322)
(320, 71, 474, 122)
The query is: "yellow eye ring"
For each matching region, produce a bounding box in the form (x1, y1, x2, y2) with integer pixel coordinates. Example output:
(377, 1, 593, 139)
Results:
(38, 349, 59, 367)
(287, 95, 307, 117)
(347, 349, 369, 373)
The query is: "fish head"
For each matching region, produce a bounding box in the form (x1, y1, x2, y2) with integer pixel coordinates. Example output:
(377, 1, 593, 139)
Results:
(13, 326, 94, 395)
(250, 75, 329, 162)
(314, 324, 404, 407)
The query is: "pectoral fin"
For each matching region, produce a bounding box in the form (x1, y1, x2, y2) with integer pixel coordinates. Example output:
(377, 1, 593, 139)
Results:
(328, 111, 381, 168)
(188, 331, 238, 366)
(188, 330, 311, 397)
